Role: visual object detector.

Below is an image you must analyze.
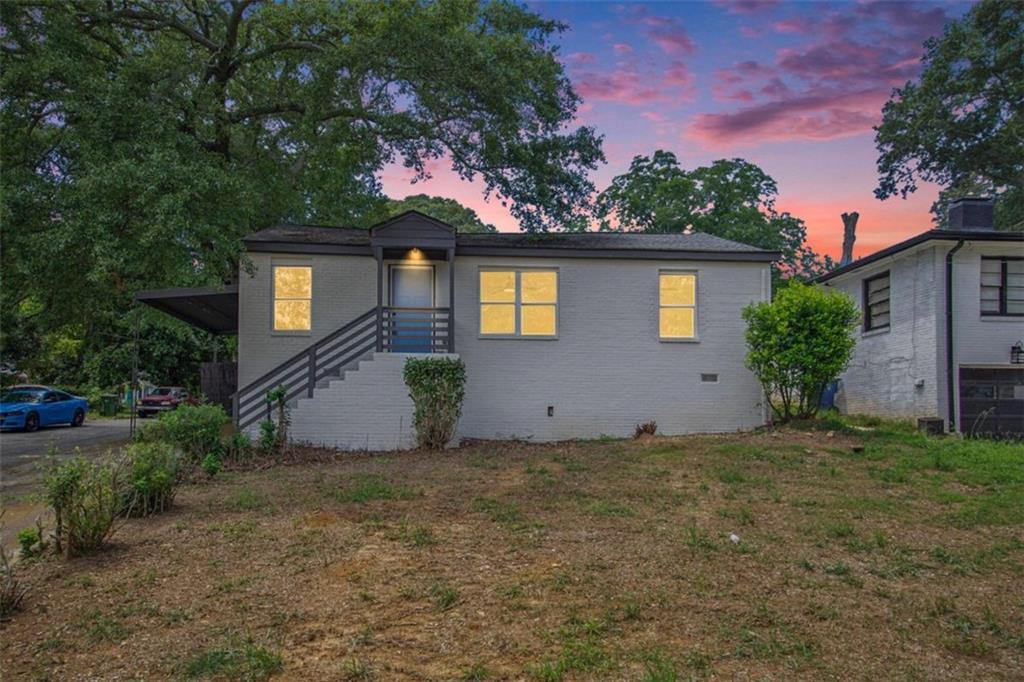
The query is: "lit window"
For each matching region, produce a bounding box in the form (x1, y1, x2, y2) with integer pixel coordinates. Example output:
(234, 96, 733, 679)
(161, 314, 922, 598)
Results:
(480, 269, 557, 337)
(659, 272, 696, 339)
(273, 265, 312, 331)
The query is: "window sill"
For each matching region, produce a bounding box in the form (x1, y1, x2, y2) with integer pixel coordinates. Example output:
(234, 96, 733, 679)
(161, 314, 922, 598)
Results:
(979, 315, 1024, 321)
(862, 327, 890, 338)
(271, 330, 312, 337)
(478, 335, 559, 341)
(660, 337, 700, 344)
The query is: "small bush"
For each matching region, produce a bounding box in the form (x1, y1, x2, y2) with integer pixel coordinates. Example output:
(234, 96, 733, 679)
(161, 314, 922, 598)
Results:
(403, 357, 466, 450)
(258, 420, 277, 451)
(743, 283, 859, 422)
(265, 385, 290, 450)
(1, 514, 29, 621)
(124, 441, 181, 516)
(225, 431, 253, 463)
(140, 403, 229, 463)
(42, 453, 129, 557)
(17, 525, 45, 558)
(201, 452, 223, 477)
(634, 420, 657, 438)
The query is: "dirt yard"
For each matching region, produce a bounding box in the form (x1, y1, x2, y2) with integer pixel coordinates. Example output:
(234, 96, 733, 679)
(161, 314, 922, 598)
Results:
(2, 419, 1022, 680)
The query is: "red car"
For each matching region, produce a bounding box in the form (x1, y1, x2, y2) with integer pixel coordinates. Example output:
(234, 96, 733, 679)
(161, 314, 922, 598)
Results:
(137, 386, 196, 418)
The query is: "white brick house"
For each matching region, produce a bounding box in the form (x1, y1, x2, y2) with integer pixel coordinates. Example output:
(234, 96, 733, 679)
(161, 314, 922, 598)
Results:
(817, 199, 1024, 437)
(140, 211, 778, 449)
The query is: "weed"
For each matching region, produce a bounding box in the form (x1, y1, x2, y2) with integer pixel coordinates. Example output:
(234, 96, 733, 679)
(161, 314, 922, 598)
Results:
(430, 582, 460, 610)
(587, 499, 635, 518)
(333, 475, 416, 504)
(228, 487, 269, 512)
(184, 635, 283, 680)
(462, 662, 491, 681)
(641, 650, 677, 681)
(682, 525, 717, 555)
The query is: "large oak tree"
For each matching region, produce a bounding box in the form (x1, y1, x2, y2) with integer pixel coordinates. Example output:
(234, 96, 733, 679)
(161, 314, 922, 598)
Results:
(875, 0, 1023, 231)
(0, 0, 602, 385)
(595, 152, 831, 280)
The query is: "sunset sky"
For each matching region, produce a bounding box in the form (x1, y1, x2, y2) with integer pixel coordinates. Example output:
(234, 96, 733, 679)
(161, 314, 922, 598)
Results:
(381, 0, 972, 261)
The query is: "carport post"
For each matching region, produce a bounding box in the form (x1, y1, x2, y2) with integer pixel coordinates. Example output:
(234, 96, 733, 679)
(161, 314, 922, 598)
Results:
(129, 308, 140, 438)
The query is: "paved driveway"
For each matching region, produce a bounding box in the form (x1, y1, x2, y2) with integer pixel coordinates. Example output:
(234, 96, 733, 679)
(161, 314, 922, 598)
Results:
(1, 418, 133, 499)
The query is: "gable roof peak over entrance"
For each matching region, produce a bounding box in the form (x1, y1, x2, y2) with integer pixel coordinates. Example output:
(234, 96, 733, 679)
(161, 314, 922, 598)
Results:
(370, 210, 456, 253)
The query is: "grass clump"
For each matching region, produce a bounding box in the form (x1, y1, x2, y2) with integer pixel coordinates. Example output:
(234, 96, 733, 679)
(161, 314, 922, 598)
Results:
(333, 474, 415, 504)
(184, 635, 282, 680)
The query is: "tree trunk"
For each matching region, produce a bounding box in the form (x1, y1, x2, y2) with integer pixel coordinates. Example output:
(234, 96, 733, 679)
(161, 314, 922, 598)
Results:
(840, 212, 859, 266)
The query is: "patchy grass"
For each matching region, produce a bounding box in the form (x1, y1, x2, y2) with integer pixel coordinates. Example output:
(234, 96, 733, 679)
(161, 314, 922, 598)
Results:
(2, 418, 1022, 680)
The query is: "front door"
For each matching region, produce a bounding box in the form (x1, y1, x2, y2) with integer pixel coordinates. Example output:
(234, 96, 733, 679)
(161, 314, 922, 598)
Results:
(390, 265, 435, 353)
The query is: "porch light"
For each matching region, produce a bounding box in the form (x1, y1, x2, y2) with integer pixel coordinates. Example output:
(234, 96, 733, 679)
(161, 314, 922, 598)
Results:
(405, 248, 425, 261)
(1012, 340, 1024, 365)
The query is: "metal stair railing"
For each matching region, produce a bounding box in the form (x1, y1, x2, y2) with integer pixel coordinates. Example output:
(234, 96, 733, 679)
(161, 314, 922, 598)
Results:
(232, 307, 378, 430)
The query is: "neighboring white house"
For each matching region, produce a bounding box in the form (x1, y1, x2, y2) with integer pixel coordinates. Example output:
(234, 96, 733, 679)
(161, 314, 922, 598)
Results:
(817, 199, 1024, 437)
(140, 211, 778, 449)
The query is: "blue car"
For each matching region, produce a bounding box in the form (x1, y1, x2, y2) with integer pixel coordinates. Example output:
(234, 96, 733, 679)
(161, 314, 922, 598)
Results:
(0, 386, 88, 432)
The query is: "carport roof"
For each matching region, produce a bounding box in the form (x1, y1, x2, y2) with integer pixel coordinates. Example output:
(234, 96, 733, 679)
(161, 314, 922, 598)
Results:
(135, 284, 238, 335)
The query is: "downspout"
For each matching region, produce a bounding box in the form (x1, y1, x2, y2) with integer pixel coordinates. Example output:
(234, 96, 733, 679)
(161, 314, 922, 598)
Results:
(945, 240, 965, 433)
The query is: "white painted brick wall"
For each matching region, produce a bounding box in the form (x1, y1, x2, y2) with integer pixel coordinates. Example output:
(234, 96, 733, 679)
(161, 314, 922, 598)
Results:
(824, 246, 941, 421)
(286, 353, 457, 451)
(238, 252, 772, 448)
(822, 238, 1023, 430)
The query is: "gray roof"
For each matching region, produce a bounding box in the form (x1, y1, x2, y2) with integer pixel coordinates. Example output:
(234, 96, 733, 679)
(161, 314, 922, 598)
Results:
(245, 223, 776, 257)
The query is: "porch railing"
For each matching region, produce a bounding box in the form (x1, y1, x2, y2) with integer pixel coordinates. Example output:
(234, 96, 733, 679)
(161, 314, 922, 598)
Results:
(380, 306, 452, 353)
(232, 306, 451, 430)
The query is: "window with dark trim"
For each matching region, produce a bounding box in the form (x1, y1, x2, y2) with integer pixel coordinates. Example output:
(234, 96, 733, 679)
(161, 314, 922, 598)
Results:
(981, 257, 1024, 316)
(863, 271, 890, 331)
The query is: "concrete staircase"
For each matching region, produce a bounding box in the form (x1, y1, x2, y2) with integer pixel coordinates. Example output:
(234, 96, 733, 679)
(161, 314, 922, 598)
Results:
(288, 352, 459, 451)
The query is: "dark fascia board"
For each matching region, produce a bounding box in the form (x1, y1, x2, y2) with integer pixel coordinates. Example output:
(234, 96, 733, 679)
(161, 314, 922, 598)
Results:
(246, 240, 778, 262)
(454, 245, 780, 262)
(369, 209, 457, 235)
(245, 241, 373, 255)
(135, 283, 238, 300)
(816, 230, 1024, 284)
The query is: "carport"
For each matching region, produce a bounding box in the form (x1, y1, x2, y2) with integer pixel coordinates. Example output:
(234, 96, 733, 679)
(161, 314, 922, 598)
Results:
(134, 284, 239, 336)
(133, 285, 239, 428)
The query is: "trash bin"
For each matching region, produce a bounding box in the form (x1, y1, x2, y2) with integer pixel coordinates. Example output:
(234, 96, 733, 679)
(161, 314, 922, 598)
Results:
(101, 394, 118, 417)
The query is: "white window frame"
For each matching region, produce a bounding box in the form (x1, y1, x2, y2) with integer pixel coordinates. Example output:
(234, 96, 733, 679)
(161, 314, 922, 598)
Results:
(478, 267, 559, 339)
(271, 261, 313, 335)
(659, 269, 699, 342)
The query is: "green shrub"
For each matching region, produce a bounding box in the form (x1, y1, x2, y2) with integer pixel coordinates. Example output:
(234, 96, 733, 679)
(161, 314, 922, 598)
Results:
(403, 357, 466, 450)
(124, 441, 180, 516)
(142, 403, 228, 463)
(201, 452, 223, 477)
(16, 526, 44, 558)
(225, 431, 253, 463)
(42, 453, 129, 557)
(265, 385, 289, 450)
(1, 519, 28, 621)
(743, 283, 859, 422)
(258, 420, 277, 451)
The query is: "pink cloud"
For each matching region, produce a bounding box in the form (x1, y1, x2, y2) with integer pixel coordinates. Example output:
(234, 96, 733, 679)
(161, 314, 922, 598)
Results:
(686, 87, 891, 146)
(615, 5, 697, 55)
(564, 51, 597, 66)
(575, 67, 666, 105)
(664, 61, 694, 88)
(713, 0, 780, 15)
(612, 43, 633, 55)
(640, 111, 666, 123)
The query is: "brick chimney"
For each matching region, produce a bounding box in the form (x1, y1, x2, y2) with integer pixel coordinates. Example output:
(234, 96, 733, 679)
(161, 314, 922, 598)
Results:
(947, 197, 994, 231)
(840, 212, 858, 266)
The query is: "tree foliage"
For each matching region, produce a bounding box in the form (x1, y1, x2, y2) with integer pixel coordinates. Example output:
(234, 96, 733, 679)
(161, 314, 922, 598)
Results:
(0, 0, 602, 385)
(377, 195, 497, 233)
(875, 0, 1023, 231)
(595, 152, 831, 279)
(742, 283, 859, 422)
